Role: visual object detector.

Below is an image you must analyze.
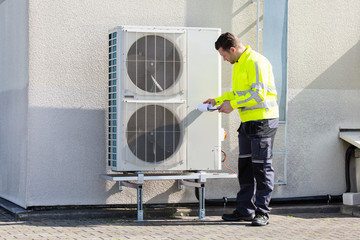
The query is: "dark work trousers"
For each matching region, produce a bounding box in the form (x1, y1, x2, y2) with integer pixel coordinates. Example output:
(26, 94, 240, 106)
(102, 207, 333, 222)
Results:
(236, 118, 278, 215)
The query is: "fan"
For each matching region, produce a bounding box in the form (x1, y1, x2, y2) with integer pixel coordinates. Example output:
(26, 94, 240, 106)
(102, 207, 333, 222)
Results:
(126, 35, 181, 93)
(126, 105, 182, 162)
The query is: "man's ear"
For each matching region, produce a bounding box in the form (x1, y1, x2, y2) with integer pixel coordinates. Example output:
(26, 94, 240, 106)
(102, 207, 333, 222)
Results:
(230, 46, 236, 53)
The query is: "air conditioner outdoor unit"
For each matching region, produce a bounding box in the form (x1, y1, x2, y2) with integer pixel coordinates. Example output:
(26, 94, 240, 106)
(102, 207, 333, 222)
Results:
(107, 26, 222, 171)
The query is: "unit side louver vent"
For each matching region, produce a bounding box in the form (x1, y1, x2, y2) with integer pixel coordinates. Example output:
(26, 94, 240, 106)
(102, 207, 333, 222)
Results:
(108, 31, 118, 168)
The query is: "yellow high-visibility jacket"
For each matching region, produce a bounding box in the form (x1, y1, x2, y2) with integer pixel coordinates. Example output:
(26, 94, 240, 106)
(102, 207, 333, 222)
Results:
(215, 46, 279, 122)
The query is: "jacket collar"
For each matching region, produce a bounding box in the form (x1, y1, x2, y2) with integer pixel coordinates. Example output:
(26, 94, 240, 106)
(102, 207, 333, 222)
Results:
(236, 45, 251, 64)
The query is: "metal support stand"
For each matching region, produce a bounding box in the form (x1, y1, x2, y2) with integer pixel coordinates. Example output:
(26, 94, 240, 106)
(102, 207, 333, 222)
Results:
(101, 171, 237, 221)
(177, 179, 207, 220)
(116, 172, 145, 221)
(199, 183, 206, 220)
(137, 185, 143, 221)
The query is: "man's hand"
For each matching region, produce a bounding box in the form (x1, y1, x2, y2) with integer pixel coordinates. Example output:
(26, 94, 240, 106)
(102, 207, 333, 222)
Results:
(218, 101, 234, 113)
(203, 98, 216, 106)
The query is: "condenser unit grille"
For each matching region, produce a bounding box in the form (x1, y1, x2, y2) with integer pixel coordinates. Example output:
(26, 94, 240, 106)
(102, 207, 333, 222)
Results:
(126, 104, 182, 163)
(123, 31, 186, 97)
(122, 102, 186, 170)
(126, 35, 181, 93)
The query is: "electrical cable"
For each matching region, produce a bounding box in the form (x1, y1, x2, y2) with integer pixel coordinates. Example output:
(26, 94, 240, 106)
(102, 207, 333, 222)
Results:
(221, 150, 237, 174)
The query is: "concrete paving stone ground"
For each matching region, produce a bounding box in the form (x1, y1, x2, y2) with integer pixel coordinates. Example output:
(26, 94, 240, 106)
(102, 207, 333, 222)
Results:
(1, 207, 360, 240)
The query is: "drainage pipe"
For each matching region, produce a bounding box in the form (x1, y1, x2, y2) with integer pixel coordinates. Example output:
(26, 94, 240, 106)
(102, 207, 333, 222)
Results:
(345, 145, 356, 192)
(194, 190, 342, 206)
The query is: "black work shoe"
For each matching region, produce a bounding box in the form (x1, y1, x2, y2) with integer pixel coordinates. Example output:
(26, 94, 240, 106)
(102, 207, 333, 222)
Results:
(222, 210, 255, 221)
(251, 212, 270, 226)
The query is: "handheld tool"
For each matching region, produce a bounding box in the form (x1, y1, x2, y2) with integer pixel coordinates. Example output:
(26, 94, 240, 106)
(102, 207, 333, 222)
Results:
(197, 103, 219, 112)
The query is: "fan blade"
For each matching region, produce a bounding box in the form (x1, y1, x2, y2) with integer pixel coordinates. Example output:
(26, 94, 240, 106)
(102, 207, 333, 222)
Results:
(150, 75, 164, 91)
(146, 125, 180, 160)
(127, 131, 149, 161)
(153, 62, 166, 92)
(127, 54, 154, 92)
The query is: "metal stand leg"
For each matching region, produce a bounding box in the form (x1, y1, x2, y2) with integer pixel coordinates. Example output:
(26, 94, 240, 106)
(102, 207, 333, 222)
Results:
(117, 172, 145, 221)
(178, 178, 208, 220)
(199, 183, 206, 220)
(136, 172, 144, 221)
(137, 185, 143, 221)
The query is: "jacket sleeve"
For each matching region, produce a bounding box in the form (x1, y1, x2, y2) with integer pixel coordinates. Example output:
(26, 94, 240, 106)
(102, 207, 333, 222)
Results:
(229, 60, 266, 110)
(214, 91, 236, 106)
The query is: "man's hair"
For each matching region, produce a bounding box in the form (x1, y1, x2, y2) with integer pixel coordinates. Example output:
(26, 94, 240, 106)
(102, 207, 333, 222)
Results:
(215, 32, 239, 51)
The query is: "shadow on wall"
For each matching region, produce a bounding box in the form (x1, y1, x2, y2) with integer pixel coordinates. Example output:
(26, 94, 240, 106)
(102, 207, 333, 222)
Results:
(284, 41, 360, 196)
(288, 41, 360, 128)
(0, 88, 28, 207)
(238, 15, 262, 39)
(305, 41, 360, 90)
(26, 107, 109, 206)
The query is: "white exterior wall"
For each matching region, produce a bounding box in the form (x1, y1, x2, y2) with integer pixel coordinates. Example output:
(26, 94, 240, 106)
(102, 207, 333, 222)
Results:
(282, 0, 360, 197)
(25, 0, 255, 207)
(0, 0, 359, 208)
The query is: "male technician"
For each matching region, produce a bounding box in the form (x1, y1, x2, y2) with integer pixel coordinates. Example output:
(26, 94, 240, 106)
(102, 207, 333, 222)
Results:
(203, 32, 279, 226)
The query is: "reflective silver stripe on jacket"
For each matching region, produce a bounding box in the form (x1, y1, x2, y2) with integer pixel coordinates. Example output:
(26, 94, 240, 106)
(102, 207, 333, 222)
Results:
(255, 61, 260, 85)
(236, 62, 261, 105)
(236, 91, 263, 105)
(240, 100, 278, 112)
(236, 86, 276, 97)
(251, 83, 277, 94)
(236, 90, 251, 96)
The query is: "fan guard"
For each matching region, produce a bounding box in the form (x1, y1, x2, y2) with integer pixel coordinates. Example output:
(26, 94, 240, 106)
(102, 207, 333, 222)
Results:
(126, 35, 181, 93)
(126, 105, 182, 162)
